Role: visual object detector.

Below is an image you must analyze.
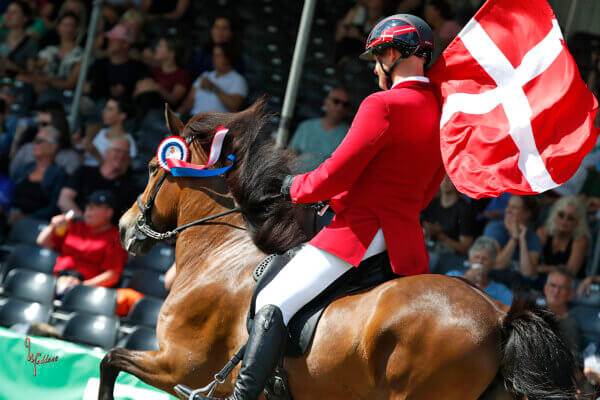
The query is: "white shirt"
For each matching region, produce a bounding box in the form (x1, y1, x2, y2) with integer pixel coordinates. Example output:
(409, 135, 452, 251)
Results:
(83, 128, 137, 166)
(191, 70, 248, 114)
(391, 76, 430, 88)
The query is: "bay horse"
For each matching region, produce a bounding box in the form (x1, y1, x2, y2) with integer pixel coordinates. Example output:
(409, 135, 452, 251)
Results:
(99, 100, 579, 400)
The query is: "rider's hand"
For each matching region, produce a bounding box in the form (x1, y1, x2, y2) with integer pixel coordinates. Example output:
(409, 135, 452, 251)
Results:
(280, 175, 296, 200)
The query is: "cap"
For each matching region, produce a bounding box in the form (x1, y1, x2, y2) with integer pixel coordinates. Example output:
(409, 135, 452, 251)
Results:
(104, 24, 135, 44)
(87, 190, 117, 209)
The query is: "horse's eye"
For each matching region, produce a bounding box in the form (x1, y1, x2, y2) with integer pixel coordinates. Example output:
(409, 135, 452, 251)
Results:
(149, 163, 158, 175)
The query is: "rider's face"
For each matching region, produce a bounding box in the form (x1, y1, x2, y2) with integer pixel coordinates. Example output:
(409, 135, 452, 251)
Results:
(373, 49, 397, 90)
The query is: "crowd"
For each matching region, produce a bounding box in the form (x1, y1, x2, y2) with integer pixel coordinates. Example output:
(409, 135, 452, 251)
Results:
(0, 0, 600, 393)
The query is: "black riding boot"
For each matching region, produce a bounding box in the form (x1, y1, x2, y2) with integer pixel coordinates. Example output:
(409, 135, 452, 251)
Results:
(174, 305, 287, 400)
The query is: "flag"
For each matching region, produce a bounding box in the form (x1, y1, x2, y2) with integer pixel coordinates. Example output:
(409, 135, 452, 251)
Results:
(427, 0, 599, 198)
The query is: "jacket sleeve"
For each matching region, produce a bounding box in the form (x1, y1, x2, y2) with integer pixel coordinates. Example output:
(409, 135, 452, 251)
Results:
(421, 164, 445, 210)
(290, 95, 389, 203)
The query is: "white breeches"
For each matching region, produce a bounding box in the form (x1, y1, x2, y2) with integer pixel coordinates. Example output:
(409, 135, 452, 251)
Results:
(255, 228, 387, 325)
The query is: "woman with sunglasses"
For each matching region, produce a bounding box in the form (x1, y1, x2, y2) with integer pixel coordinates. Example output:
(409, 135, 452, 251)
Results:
(9, 124, 66, 225)
(537, 196, 590, 280)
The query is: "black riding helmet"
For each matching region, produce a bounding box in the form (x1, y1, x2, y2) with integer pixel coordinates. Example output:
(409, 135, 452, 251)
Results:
(360, 14, 434, 89)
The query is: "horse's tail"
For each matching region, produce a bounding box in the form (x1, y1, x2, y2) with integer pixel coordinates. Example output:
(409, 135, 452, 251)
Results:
(498, 297, 580, 400)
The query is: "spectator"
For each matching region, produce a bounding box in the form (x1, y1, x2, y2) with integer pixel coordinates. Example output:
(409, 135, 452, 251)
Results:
(134, 35, 190, 109)
(0, 1, 38, 77)
(22, 12, 82, 95)
(289, 87, 351, 172)
(424, 0, 462, 63)
(543, 268, 584, 357)
(142, 0, 190, 22)
(37, 190, 128, 294)
(335, 0, 387, 63)
(189, 16, 243, 80)
(86, 23, 149, 102)
(537, 196, 590, 280)
(10, 103, 80, 176)
(0, 78, 19, 159)
(82, 98, 137, 166)
(483, 195, 540, 278)
(446, 237, 512, 306)
(119, 8, 146, 59)
(9, 124, 66, 223)
(422, 174, 475, 257)
(179, 43, 247, 115)
(58, 136, 136, 218)
(0, 0, 46, 41)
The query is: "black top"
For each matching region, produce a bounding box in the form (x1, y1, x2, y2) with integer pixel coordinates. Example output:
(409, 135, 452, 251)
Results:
(421, 197, 476, 241)
(87, 57, 149, 100)
(542, 235, 573, 266)
(13, 179, 46, 214)
(66, 166, 137, 217)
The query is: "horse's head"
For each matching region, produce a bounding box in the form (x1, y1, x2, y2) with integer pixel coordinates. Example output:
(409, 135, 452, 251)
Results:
(119, 105, 235, 255)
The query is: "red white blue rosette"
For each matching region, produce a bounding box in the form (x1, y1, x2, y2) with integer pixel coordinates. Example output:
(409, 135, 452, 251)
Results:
(157, 136, 190, 172)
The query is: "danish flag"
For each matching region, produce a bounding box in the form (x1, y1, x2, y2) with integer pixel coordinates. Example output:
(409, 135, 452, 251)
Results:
(427, 0, 599, 198)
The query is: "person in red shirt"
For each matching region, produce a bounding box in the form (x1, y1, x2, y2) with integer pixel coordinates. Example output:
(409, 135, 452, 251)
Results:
(177, 14, 445, 400)
(37, 190, 128, 295)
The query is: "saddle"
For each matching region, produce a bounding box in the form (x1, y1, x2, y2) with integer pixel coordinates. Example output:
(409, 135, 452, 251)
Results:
(246, 246, 400, 399)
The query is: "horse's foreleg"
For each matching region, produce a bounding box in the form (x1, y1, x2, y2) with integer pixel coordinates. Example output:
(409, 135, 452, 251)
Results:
(98, 348, 176, 400)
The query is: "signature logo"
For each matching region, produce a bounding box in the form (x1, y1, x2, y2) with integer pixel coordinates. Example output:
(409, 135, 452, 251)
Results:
(24, 337, 59, 376)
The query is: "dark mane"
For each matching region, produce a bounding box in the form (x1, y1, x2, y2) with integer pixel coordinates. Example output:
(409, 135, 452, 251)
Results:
(185, 99, 313, 254)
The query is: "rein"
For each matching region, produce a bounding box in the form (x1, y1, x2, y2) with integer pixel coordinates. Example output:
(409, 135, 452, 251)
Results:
(135, 134, 241, 242)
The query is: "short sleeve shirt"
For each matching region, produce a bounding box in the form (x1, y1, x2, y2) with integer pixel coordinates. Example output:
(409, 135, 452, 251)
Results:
(289, 119, 349, 172)
(191, 70, 248, 114)
(52, 221, 127, 281)
(421, 197, 476, 240)
(483, 220, 541, 263)
(88, 57, 149, 100)
(83, 129, 137, 167)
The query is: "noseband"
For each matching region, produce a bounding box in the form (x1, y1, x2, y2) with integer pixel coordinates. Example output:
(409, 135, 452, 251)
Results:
(135, 136, 240, 242)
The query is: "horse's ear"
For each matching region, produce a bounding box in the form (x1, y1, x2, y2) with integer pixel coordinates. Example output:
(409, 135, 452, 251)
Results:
(165, 103, 184, 137)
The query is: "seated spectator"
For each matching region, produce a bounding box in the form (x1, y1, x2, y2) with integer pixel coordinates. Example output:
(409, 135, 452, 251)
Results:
(483, 195, 540, 278)
(0, 78, 19, 152)
(289, 87, 351, 172)
(81, 98, 136, 166)
(21, 12, 82, 95)
(189, 16, 243, 80)
(37, 190, 128, 295)
(537, 196, 590, 280)
(9, 124, 66, 223)
(119, 8, 146, 60)
(335, 0, 387, 64)
(10, 103, 81, 176)
(446, 237, 512, 306)
(422, 174, 475, 257)
(424, 0, 462, 46)
(58, 136, 137, 218)
(86, 23, 149, 102)
(134, 35, 190, 109)
(0, 1, 38, 77)
(543, 268, 584, 358)
(179, 44, 247, 115)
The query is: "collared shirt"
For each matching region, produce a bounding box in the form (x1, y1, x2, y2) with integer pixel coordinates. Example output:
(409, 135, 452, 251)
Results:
(391, 76, 430, 88)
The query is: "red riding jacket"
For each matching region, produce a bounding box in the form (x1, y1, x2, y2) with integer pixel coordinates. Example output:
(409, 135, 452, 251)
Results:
(290, 78, 444, 276)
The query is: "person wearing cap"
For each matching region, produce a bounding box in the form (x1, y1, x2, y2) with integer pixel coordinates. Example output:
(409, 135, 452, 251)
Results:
(85, 23, 149, 102)
(176, 14, 445, 400)
(37, 189, 128, 294)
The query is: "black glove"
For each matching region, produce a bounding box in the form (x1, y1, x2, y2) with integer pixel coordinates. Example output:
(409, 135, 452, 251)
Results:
(309, 201, 329, 212)
(281, 175, 295, 200)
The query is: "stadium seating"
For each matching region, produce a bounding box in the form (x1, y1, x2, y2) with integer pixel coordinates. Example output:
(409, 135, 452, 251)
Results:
(122, 297, 163, 328)
(59, 285, 118, 316)
(0, 298, 51, 328)
(0, 269, 56, 304)
(62, 313, 118, 349)
(127, 243, 175, 273)
(0, 243, 58, 281)
(5, 217, 48, 245)
(127, 269, 169, 299)
(570, 305, 600, 344)
(117, 326, 159, 351)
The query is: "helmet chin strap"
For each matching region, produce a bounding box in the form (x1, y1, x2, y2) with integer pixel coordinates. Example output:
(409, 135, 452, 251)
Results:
(376, 55, 404, 90)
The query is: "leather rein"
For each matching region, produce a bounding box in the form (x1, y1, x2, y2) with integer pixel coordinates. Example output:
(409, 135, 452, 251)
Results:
(135, 135, 240, 242)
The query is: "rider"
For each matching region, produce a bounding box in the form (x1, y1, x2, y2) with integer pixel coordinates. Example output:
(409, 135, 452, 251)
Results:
(176, 14, 445, 400)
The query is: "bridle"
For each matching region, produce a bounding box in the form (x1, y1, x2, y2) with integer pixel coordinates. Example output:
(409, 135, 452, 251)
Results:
(135, 135, 240, 242)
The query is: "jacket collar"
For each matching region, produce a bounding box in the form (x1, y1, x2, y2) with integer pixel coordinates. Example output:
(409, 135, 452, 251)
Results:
(391, 76, 430, 89)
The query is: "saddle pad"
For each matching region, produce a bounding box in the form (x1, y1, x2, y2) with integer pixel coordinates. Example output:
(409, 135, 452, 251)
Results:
(248, 247, 399, 357)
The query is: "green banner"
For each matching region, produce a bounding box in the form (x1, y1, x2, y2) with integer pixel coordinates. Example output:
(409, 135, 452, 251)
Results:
(0, 327, 177, 400)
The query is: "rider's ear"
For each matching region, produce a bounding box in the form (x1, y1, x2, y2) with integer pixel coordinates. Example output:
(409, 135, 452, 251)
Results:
(165, 103, 184, 137)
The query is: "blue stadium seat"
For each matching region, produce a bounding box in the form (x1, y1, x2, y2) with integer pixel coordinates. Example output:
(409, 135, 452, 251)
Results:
(117, 326, 159, 351)
(0, 243, 58, 281)
(122, 297, 163, 327)
(59, 285, 118, 316)
(62, 313, 118, 349)
(0, 298, 51, 327)
(1, 269, 56, 304)
(6, 217, 48, 245)
(570, 305, 600, 343)
(128, 243, 175, 273)
(128, 269, 168, 299)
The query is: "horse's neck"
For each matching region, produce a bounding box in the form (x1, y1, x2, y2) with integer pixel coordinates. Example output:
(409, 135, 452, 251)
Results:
(175, 214, 264, 296)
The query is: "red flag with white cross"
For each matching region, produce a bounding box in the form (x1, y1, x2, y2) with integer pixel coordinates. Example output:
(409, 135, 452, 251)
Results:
(427, 0, 599, 199)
